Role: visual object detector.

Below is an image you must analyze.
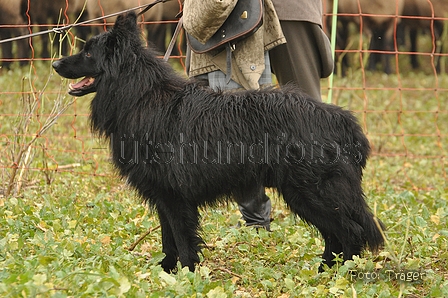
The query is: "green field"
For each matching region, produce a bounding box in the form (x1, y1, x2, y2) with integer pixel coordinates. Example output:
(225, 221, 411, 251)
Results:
(0, 58, 447, 297)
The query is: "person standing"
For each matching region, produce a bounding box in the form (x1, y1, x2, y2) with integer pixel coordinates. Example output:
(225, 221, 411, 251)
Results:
(183, 0, 285, 231)
(237, 0, 334, 230)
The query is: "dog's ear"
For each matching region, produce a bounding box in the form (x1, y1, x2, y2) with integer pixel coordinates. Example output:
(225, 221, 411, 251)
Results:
(113, 12, 139, 35)
(106, 12, 140, 53)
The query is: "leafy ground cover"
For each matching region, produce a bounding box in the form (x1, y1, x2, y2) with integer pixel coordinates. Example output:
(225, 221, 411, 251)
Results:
(0, 61, 447, 297)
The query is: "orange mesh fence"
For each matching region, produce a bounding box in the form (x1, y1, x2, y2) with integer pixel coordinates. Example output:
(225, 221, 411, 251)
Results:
(321, 0, 447, 191)
(0, 0, 446, 196)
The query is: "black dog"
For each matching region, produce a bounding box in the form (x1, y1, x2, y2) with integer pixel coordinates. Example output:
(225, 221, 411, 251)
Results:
(53, 12, 384, 272)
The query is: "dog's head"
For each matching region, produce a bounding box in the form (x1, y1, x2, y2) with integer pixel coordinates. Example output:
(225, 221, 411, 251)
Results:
(52, 12, 141, 97)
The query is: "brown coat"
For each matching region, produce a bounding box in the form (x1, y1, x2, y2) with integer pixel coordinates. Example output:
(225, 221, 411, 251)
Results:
(185, 0, 286, 90)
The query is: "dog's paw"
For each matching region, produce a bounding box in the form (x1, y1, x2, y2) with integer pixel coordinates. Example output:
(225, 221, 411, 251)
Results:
(159, 255, 178, 273)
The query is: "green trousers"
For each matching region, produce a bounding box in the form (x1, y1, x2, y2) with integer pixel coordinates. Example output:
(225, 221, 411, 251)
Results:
(269, 20, 333, 101)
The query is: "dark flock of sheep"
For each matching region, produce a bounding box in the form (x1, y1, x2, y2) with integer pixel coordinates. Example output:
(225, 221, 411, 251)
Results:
(325, 0, 447, 74)
(0, 0, 183, 69)
(1, 0, 447, 73)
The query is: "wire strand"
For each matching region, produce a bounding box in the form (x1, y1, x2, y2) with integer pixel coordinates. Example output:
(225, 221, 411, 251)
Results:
(0, 0, 169, 45)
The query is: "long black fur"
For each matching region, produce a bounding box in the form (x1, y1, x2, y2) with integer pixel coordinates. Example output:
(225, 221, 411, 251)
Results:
(53, 12, 384, 272)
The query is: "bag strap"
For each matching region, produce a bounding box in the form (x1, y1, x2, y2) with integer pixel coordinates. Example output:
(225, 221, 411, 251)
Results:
(225, 43, 235, 83)
(163, 16, 184, 61)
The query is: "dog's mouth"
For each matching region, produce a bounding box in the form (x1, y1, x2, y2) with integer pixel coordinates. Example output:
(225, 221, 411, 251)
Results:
(68, 77, 96, 96)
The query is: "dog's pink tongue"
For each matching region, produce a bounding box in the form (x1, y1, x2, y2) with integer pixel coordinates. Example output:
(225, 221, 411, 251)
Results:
(69, 77, 93, 90)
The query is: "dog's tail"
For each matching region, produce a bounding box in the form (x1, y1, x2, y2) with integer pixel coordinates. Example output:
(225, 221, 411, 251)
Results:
(345, 111, 383, 253)
(361, 204, 386, 252)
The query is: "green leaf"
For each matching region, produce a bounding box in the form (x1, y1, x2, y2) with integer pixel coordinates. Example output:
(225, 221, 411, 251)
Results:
(414, 216, 427, 227)
(206, 286, 227, 298)
(32, 273, 47, 285)
(284, 278, 295, 291)
(118, 276, 131, 295)
(159, 271, 177, 286)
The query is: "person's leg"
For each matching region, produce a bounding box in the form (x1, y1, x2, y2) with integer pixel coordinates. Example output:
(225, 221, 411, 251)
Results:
(238, 190, 272, 231)
(269, 21, 333, 101)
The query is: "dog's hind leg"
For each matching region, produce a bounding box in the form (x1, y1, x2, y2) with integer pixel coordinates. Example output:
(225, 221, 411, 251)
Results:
(320, 231, 344, 271)
(281, 173, 382, 270)
(282, 186, 362, 268)
(155, 199, 203, 272)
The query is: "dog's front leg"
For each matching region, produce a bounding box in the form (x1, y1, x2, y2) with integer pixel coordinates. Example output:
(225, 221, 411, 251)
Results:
(157, 207, 179, 272)
(156, 199, 203, 272)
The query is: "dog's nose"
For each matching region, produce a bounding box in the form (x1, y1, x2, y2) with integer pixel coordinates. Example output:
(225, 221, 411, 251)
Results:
(52, 60, 61, 70)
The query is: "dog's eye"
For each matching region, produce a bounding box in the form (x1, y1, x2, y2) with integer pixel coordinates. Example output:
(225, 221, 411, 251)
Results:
(85, 52, 92, 58)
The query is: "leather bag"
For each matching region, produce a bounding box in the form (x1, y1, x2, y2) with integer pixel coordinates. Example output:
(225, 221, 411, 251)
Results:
(185, 0, 264, 54)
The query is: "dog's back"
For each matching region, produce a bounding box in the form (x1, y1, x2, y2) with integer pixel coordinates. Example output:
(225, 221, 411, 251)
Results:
(176, 83, 370, 168)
